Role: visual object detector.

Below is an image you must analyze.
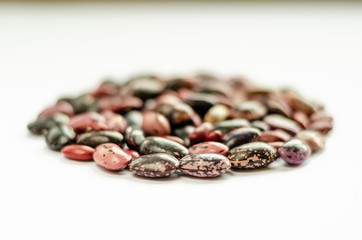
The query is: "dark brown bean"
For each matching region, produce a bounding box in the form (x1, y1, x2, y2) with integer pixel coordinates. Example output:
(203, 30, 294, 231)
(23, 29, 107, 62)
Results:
(77, 131, 123, 148)
(140, 136, 189, 158)
(227, 142, 278, 169)
(222, 127, 261, 149)
(232, 101, 267, 120)
(263, 114, 301, 136)
(213, 119, 251, 133)
(179, 153, 231, 177)
(129, 153, 179, 178)
(46, 125, 76, 151)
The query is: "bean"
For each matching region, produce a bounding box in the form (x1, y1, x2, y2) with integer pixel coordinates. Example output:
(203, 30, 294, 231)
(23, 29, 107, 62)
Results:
(60, 94, 98, 114)
(159, 135, 185, 146)
(213, 119, 251, 133)
(251, 120, 270, 132)
(126, 76, 165, 100)
(278, 139, 311, 165)
(258, 129, 291, 142)
(232, 101, 267, 120)
(205, 130, 223, 142)
(173, 125, 195, 147)
(189, 141, 229, 155)
(222, 127, 261, 149)
(292, 111, 310, 129)
(28, 113, 69, 135)
(204, 104, 230, 124)
(189, 122, 214, 143)
(125, 110, 143, 128)
(77, 131, 123, 148)
(124, 127, 146, 151)
(69, 112, 108, 132)
(179, 153, 231, 177)
(45, 125, 76, 151)
(61, 145, 95, 160)
(142, 111, 171, 136)
(140, 136, 189, 158)
(263, 114, 301, 136)
(123, 149, 140, 160)
(227, 142, 278, 169)
(168, 102, 195, 126)
(295, 130, 325, 151)
(309, 119, 333, 135)
(129, 153, 179, 178)
(93, 143, 132, 171)
(38, 101, 74, 118)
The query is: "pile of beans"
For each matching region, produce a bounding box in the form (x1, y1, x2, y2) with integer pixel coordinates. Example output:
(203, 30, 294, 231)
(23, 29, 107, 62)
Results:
(28, 74, 333, 178)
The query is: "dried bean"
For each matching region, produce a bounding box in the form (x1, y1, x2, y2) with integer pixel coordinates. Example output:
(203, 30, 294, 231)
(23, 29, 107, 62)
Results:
(142, 111, 171, 136)
(278, 139, 311, 165)
(129, 153, 179, 178)
(38, 101, 74, 118)
(93, 143, 132, 171)
(309, 119, 333, 135)
(251, 120, 270, 132)
(295, 130, 325, 151)
(213, 119, 250, 133)
(45, 125, 76, 151)
(125, 110, 143, 128)
(222, 127, 261, 149)
(263, 114, 301, 136)
(258, 129, 291, 143)
(61, 144, 95, 160)
(123, 149, 140, 160)
(232, 101, 267, 120)
(204, 104, 230, 124)
(189, 141, 229, 155)
(77, 131, 123, 148)
(179, 153, 231, 177)
(140, 136, 189, 158)
(124, 127, 145, 150)
(28, 113, 69, 135)
(227, 142, 278, 169)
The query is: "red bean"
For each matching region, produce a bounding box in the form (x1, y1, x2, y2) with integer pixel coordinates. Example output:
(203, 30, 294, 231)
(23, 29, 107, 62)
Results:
(61, 145, 95, 160)
(142, 111, 171, 136)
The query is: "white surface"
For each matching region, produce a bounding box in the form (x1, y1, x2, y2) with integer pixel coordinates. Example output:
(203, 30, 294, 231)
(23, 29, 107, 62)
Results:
(0, 2, 361, 240)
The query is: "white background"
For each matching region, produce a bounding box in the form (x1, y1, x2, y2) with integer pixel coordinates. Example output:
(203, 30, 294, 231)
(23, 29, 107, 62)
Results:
(0, 2, 361, 240)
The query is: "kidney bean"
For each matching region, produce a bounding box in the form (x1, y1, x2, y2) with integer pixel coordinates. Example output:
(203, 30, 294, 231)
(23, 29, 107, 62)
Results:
(142, 111, 171, 136)
(61, 145, 95, 160)
(129, 153, 179, 178)
(93, 143, 132, 171)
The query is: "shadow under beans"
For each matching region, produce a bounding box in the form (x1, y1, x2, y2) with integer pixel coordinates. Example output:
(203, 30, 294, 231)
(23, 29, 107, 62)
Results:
(128, 171, 181, 183)
(61, 155, 95, 166)
(178, 171, 231, 183)
(93, 164, 128, 177)
(228, 159, 304, 177)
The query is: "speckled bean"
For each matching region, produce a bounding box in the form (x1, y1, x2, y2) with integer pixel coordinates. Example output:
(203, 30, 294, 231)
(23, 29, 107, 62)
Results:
(213, 119, 251, 133)
(77, 131, 123, 148)
(140, 136, 189, 158)
(227, 142, 278, 169)
(45, 125, 76, 151)
(263, 114, 301, 136)
(189, 141, 229, 155)
(295, 130, 325, 151)
(278, 139, 311, 165)
(222, 127, 261, 149)
(142, 111, 171, 136)
(93, 143, 132, 171)
(179, 153, 231, 177)
(129, 153, 179, 178)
